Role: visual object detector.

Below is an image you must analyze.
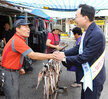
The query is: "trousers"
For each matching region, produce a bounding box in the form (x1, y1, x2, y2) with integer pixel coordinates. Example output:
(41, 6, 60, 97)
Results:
(1, 68, 20, 99)
(81, 84, 103, 99)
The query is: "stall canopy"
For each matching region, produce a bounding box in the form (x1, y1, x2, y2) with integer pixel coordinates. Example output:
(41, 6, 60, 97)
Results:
(31, 9, 49, 18)
(95, 10, 108, 17)
(0, 2, 23, 15)
(38, 8, 76, 18)
(4, 0, 108, 18)
(31, 8, 76, 19)
(31, 9, 57, 22)
(4, 0, 108, 11)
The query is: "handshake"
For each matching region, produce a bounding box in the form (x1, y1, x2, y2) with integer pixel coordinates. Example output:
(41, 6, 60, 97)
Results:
(52, 51, 66, 61)
(51, 42, 68, 61)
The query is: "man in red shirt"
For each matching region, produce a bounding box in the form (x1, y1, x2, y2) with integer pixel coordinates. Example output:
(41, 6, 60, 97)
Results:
(0, 19, 54, 99)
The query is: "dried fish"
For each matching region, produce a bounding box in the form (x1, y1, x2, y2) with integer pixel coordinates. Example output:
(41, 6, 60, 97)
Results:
(36, 59, 61, 99)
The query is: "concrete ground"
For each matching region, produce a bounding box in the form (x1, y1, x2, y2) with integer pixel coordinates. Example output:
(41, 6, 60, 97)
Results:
(0, 38, 108, 99)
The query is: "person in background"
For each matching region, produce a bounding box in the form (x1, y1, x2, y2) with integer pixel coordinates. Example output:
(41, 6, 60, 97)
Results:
(68, 29, 72, 37)
(2, 23, 14, 45)
(67, 27, 82, 87)
(46, 24, 63, 53)
(0, 19, 54, 99)
(53, 4, 106, 99)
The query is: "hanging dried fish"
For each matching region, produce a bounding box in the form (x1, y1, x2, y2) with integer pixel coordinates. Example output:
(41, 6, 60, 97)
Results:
(36, 59, 61, 99)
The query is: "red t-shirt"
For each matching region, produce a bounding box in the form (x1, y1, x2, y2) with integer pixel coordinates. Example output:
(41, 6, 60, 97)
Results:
(47, 32, 59, 48)
(1, 34, 33, 70)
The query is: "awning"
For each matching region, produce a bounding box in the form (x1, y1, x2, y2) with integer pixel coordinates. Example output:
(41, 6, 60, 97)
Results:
(96, 10, 108, 17)
(0, 3, 23, 15)
(5, 0, 108, 11)
(3, 0, 108, 19)
(40, 8, 76, 18)
(31, 9, 49, 18)
(31, 9, 57, 22)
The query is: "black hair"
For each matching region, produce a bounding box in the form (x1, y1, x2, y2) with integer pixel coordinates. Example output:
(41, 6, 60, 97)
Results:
(52, 29, 55, 32)
(4, 23, 9, 25)
(79, 4, 95, 22)
(72, 27, 82, 35)
(52, 29, 61, 32)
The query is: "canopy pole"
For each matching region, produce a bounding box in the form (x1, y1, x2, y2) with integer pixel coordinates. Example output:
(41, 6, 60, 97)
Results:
(25, 12, 28, 44)
(25, 12, 28, 22)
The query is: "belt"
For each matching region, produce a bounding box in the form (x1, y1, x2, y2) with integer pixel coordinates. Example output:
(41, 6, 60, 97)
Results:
(1, 66, 19, 72)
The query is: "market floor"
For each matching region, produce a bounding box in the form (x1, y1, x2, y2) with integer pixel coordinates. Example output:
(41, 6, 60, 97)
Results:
(0, 41, 108, 99)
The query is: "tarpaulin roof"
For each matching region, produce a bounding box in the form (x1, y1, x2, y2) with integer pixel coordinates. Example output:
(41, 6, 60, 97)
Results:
(4, 0, 108, 11)
(0, 1, 23, 15)
(3, 0, 108, 18)
(95, 10, 108, 17)
(31, 9, 57, 22)
(31, 9, 49, 18)
(38, 8, 76, 18)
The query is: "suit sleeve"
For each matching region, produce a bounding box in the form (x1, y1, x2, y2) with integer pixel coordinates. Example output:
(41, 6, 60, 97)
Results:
(65, 32, 105, 67)
(65, 44, 79, 56)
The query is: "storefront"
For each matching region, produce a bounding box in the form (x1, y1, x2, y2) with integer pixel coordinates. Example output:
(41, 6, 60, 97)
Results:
(0, 3, 25, 59)
(95, 20, 105, 31)
(0, 2, 53, 60)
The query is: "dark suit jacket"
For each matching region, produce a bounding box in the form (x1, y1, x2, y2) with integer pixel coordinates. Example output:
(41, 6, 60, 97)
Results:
(64, 22, 106, 86)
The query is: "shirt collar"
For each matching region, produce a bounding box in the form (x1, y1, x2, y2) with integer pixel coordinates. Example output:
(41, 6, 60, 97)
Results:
(15, 33, 26, 42)
(86, 21, 96, 32)
(77, 36, 81, 41)
(85, 21, 96, 37)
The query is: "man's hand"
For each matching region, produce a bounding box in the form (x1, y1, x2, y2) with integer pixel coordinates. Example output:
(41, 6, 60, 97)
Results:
(53, 51, 65, 61)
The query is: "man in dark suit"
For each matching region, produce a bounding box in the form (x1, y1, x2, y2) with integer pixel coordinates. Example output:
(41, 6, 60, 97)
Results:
(53, 4, 106, 99)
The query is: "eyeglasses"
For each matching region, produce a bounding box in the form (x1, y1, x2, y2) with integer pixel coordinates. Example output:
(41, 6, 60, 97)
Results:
(75, 15, 85, 19)
(75, 16, 82, 19)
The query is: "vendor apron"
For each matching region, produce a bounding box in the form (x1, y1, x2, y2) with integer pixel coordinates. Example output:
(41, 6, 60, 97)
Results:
(47, 33, 59, 53)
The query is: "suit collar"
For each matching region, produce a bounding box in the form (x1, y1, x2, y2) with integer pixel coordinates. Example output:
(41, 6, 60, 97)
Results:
(86, 21, 96, 33)
(85, 21, 96, 37)
(83, 21, 96, 46)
